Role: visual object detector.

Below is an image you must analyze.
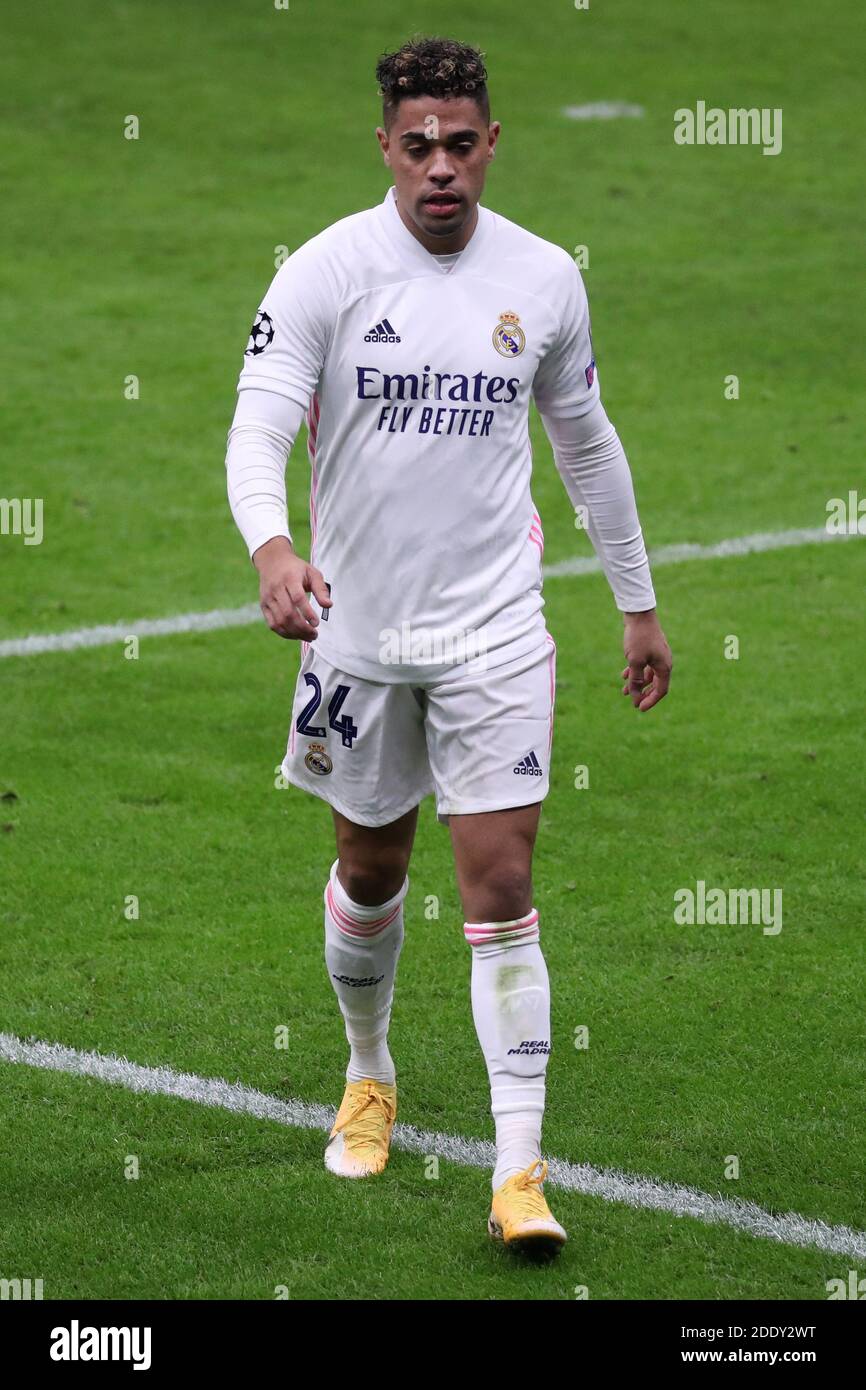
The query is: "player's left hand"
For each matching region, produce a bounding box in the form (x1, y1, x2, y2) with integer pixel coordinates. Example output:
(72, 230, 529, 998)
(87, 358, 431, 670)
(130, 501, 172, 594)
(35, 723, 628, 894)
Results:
(621, 610, 672, 712)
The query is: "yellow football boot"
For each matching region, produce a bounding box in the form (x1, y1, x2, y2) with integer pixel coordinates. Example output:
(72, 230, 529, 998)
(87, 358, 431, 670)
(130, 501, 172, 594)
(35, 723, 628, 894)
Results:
(488, 1159, 567, 1251)
(324, 1078, 397, 1178)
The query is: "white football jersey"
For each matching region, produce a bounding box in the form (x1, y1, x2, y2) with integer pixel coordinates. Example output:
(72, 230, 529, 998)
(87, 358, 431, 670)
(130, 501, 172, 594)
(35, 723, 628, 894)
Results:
(237, 186, 600, 682)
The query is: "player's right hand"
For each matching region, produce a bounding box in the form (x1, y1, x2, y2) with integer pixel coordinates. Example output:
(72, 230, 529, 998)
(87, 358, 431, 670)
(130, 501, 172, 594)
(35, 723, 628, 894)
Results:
(252, 536, 332, 640)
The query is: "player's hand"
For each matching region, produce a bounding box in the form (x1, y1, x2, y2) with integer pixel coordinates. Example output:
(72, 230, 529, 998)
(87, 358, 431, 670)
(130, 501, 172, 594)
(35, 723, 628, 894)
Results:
(252, 536, 332, 640)
(621, 610, 672, 712)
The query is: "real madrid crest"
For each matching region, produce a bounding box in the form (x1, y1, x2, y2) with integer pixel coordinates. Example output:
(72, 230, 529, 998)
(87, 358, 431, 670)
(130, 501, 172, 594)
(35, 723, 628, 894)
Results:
(304, 742, 333, 776)
(493, 311, 526, 358)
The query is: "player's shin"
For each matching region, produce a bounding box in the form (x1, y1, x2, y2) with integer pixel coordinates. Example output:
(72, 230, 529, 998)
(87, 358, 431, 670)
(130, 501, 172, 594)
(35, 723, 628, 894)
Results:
(464, 910, 550, 1190)
(324, 859, 407, 1085)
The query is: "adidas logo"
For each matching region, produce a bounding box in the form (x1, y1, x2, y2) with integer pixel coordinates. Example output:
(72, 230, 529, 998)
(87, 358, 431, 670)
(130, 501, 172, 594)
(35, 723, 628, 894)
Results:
(513, 751, 543, 776)
(364, 317, 401, 343)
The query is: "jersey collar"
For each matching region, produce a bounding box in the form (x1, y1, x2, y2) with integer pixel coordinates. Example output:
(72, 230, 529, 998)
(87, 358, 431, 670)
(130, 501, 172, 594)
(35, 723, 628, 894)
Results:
(379, 185, 492, 275)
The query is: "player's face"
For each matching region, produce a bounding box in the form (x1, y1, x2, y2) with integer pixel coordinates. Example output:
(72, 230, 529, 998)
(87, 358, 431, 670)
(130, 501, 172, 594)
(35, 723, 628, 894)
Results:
(376, 96, 500, 253)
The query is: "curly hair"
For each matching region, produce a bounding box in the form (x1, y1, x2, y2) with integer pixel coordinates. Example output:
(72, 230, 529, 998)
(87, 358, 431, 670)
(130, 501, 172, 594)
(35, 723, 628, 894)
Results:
(376, 36, 489, 128)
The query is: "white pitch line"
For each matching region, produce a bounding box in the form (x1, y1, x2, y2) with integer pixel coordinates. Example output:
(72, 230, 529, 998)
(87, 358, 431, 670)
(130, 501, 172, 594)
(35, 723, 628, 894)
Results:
(0, 603, 262, 659)
(0, 526, 859, 661)
(562, 102, 646, 120)
(545, 524, 861, 578)
(2, 1031, 864, 1260)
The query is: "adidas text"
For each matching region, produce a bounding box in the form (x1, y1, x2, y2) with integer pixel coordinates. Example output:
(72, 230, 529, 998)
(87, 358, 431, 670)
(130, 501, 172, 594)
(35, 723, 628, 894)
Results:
(514, 752, 542, 776)
(364, 318, 401, 343)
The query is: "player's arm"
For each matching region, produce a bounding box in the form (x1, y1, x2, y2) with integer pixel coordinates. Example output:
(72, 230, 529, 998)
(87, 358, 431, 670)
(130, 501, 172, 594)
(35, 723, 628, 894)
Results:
(226, 388, 331, 640)
(538, 403, 672, 712)
(532, 256, 672, 712)
(225, 245, 335, 641)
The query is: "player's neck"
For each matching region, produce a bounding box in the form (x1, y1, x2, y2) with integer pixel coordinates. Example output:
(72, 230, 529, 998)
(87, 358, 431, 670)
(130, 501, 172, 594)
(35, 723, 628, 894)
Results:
(394, 195, 479, 255)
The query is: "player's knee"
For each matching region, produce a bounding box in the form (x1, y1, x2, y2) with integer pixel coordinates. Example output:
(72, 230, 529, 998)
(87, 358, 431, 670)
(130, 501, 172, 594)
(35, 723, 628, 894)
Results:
(467, 866, 533, 924)
(337, 857, 407, 908)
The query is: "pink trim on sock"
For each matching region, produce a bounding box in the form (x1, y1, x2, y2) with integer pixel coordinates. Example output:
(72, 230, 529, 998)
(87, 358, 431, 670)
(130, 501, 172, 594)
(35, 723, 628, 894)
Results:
(326, 882, 402, 938)
(464, 909, 539, 947)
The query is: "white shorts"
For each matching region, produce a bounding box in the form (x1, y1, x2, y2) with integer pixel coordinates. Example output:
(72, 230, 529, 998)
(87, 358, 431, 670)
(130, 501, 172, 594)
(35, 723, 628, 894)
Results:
(281, 633, 558, 828)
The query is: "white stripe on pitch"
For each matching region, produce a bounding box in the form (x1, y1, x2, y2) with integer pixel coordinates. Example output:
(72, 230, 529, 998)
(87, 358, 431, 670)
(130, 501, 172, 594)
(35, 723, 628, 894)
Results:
(0, 603, 262, 658)
(1, 1031, 863, 1260)
(563, 102, 646, 121)
(0, 526, 859, 660)
(544, 524, 861, 578)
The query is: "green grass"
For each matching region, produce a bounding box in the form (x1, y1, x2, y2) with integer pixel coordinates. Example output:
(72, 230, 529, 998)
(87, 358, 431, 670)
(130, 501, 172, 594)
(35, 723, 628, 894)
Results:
(0, 1065, 849, 1301)
(1, 0, 864, 1299)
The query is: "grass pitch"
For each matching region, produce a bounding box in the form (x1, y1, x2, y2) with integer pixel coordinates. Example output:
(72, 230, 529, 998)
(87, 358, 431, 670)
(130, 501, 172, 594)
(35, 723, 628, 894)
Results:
(1, 0, 864, 1300)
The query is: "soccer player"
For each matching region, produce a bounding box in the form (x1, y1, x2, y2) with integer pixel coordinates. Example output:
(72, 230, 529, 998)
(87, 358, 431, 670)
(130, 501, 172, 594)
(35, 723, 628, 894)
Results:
(226, 36, 671, 1254)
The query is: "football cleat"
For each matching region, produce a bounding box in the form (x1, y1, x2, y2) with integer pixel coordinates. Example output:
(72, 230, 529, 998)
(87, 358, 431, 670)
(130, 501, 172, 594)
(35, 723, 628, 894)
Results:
(324, 1078, 397, 1178)
(488, 1159, 567, 1252)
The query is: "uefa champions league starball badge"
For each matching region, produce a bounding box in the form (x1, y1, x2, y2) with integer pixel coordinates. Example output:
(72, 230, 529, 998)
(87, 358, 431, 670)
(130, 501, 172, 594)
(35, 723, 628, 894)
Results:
(245, 309, 275, 356)
(492, 311, 526, 358)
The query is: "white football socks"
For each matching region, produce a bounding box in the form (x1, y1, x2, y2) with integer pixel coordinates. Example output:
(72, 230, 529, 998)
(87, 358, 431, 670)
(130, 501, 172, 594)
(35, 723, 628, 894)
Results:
(465, 909, 551, 1190)
(324, 858, 407, 1086)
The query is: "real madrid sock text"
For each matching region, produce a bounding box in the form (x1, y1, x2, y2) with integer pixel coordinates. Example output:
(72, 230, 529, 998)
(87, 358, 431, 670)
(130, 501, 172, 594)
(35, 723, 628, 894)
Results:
(464, 909, 551, 1189)
(324, 859, 407, 1085)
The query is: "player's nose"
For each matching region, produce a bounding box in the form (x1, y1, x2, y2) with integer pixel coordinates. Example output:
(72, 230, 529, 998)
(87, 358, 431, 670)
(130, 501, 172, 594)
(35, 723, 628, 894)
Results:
(427, 150, 457, 182)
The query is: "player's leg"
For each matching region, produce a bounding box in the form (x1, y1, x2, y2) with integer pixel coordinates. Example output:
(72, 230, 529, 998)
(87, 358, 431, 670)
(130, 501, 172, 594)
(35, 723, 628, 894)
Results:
(428, 636, 565, 1247)
(449, 801, 539, 923)
(331, 803, 418, 905)
(280, 643, 433, 1177)
(450, 805, 547, 1191)
(449, 804, 563, 1248)
(322, 805, 419, 1177)
(326, 805, 417, 1087)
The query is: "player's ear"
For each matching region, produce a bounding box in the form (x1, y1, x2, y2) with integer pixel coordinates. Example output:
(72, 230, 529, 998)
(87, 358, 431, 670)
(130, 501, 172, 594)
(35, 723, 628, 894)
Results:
(375, 126, 390, 165)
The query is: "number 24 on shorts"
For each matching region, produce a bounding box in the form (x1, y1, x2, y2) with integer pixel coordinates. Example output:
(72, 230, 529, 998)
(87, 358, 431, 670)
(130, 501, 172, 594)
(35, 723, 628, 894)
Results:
(296, 673, 359, 748)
